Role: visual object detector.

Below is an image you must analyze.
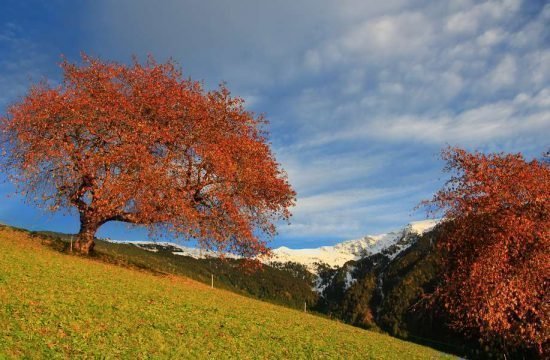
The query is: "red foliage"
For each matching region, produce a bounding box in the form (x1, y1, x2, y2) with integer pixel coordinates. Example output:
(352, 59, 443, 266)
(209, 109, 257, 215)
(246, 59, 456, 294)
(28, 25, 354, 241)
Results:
(0, 54, 295, 257)
(426, 147, 549, 355)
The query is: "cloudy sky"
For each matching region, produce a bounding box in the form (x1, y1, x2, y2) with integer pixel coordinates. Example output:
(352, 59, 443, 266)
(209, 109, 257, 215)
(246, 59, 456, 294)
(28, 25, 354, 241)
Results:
(0, 0, 548, 247)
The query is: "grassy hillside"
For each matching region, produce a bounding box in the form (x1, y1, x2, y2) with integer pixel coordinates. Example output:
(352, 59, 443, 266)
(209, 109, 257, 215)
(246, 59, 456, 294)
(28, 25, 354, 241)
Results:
(0, 227, 452, 358)
(29, 229, 319, 311)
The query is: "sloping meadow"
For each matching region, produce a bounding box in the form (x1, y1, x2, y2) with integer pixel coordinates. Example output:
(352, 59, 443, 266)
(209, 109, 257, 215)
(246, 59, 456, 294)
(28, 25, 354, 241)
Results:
(0, 227, 451, 359)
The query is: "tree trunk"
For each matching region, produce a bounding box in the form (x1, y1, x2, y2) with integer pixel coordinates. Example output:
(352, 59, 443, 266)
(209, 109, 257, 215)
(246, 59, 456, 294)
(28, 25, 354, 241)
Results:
(74, 216, 99, 255)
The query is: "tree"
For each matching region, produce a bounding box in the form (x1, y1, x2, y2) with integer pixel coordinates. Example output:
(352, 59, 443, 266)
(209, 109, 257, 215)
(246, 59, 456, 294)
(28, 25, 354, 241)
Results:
(425, 147, 549, 356)
(0, 54, 295, 257)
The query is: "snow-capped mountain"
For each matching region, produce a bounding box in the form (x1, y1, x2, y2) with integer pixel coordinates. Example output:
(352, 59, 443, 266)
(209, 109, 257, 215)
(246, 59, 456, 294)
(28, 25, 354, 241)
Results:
(106, 219, 439, 274)
(269, 219, 439, 273)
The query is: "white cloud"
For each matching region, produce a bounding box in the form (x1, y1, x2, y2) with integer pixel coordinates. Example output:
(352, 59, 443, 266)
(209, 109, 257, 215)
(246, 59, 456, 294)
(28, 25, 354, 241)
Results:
(302, 89, 549, 146)
(446, 10, 480, 35)
(477, 28, 506, 48)
(525, 50, 550, 86)
(488, 55, 517, 89)
(379, 82, 405, 95)
(294, 186, 415, 215)
(312, 11, 434, 67)
(280, 185, 431, 239)
(275, 148, 390, 196)
(446, 0, 521, 35)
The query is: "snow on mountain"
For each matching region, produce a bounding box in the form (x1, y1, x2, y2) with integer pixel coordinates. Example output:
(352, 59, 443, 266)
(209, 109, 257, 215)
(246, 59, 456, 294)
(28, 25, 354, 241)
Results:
(408, 219, 440, 234)
(269, 219, 439, 272)
(106, 219, 440, 274)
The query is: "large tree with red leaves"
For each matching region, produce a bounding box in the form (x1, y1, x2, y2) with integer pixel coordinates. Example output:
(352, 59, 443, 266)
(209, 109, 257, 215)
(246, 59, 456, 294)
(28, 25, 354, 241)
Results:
(0, 55, 295, 257)
(426, 147, 549, 355)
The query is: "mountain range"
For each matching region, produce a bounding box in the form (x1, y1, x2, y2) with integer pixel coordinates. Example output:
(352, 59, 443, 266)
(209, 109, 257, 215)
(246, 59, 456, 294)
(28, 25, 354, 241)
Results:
(269, 219, 439, 273)
(107, 219, 440, 276)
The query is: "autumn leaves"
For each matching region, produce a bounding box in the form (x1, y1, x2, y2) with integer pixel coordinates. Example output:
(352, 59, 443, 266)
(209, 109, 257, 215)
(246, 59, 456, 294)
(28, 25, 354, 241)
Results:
(0, 54, 295, 257)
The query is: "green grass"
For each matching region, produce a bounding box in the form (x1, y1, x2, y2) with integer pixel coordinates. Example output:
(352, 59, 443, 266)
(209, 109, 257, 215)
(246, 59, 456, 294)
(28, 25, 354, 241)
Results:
(0, 228, 453, 359)
(29, 229, 319, 311)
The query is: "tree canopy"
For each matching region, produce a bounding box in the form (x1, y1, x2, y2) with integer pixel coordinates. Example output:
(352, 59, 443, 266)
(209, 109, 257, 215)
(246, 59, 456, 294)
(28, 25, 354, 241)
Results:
(0, 54, 295, 257)
(425, 147, 549, 355)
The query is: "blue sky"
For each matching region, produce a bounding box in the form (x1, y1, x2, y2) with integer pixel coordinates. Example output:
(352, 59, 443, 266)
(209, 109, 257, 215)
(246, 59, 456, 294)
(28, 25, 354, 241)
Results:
(0, 0, 548, 248)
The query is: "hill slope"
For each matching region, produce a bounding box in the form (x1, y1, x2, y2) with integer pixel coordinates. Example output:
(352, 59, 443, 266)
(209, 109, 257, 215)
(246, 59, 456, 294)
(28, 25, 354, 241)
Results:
(25, 228, 319, 311)
(0, 227, 452, 359)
